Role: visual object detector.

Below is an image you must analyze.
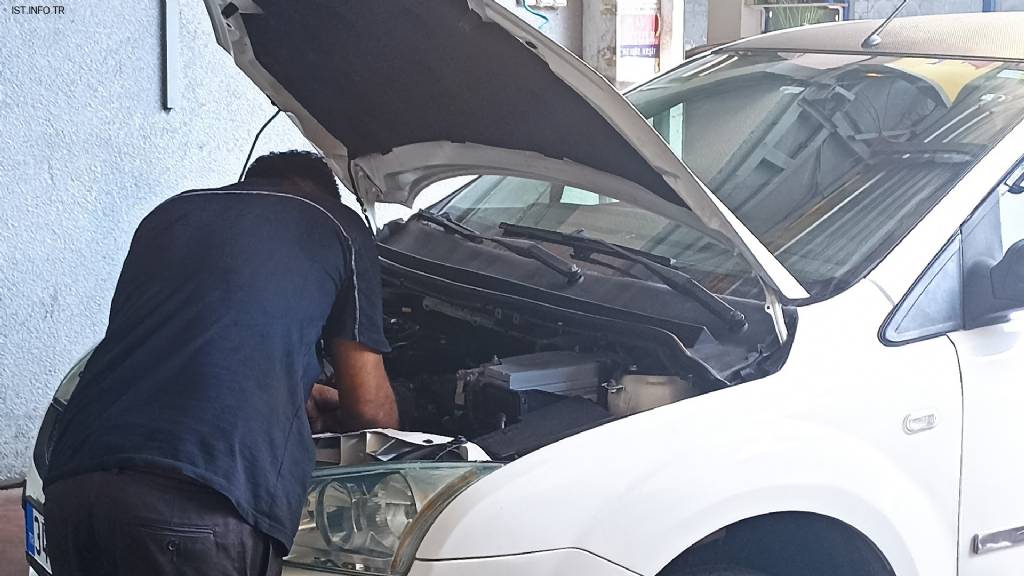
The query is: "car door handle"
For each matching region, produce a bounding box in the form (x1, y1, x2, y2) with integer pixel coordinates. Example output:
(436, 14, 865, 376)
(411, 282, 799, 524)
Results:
(974, 525, 1024, 554)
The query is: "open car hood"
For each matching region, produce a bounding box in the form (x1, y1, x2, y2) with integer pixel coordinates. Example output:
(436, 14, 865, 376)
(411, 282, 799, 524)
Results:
(204, 0, 809, 301)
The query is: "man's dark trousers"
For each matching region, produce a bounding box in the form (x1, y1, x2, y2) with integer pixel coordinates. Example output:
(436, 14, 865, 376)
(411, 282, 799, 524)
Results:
(45, 469, 283, 576)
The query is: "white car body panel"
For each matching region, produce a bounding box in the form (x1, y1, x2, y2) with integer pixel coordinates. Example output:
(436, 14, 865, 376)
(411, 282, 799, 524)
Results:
(951, 319, 1024, 573)
(416, 281, 963, 576)
(863, 117, 1024, 574)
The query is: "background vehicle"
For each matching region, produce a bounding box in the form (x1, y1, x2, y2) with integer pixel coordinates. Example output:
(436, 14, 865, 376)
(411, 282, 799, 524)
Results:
(25, 4, 1024, 576)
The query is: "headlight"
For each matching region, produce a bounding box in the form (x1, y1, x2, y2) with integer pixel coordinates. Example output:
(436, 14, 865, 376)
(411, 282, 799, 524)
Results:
(286, 462, 501, 575)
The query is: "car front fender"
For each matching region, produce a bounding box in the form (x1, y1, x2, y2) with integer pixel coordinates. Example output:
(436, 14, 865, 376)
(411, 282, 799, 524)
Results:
(417, 283, 961, 576)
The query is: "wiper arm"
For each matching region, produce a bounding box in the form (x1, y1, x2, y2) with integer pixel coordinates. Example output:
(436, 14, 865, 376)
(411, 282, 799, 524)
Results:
(415, 211, 584, 286)
(500, 222, 747, 334)
(500, 222, 678, 268)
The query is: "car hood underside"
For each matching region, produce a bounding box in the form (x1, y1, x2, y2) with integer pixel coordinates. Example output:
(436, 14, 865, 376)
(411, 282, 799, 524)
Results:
(234, 0, 682, 208)
(204, 0, 810, 301)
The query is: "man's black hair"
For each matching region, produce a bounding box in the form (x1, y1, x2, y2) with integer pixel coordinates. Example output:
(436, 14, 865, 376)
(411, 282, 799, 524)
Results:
(244, 150, 341, 201)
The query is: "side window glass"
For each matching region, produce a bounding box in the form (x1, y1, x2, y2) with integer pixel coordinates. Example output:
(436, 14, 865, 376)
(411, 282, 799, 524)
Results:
(883, 160, 1024, 344)
(962, 163, 1024, 328)
(882, 234, 963, 345)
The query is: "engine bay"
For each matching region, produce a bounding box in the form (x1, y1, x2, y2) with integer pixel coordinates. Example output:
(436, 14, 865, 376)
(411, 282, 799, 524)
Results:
(382, 294, 623, 459)
(315, 279, 790, 464)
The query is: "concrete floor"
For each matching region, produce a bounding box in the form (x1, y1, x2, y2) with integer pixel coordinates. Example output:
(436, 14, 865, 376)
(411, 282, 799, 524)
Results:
(1, 489, 27, 576)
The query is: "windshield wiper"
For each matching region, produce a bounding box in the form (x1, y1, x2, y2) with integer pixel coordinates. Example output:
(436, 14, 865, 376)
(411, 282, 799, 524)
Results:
(499, 222, 748, 334)
(415, 211, 584, 286)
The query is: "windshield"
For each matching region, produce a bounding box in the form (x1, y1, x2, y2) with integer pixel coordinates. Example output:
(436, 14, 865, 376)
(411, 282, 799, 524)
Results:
(436, 51, 1024, 300)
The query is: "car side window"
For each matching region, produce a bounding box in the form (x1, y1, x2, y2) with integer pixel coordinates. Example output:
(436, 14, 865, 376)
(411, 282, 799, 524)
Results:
(882, 234, 964, 344)
(883, 160, 1024, 345)
(962, 163, 1024, 328)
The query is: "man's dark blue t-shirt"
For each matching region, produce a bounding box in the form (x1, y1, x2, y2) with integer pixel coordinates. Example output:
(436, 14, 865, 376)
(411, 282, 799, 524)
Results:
(45, 180, 390, 549)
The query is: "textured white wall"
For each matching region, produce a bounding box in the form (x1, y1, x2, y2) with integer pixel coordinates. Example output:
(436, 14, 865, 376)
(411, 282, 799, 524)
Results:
(686, 0, 710, 48)
(0, 2, 311, 484)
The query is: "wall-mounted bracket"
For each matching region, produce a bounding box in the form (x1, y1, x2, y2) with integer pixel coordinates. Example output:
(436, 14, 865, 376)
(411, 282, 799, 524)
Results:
(163, 0, 180, 110)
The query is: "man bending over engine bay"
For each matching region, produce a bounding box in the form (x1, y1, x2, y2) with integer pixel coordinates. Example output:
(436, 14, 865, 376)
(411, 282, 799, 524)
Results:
(43, 150, 398, 576)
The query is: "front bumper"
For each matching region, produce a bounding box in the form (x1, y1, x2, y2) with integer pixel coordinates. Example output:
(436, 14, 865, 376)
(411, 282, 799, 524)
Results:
(284, 548, 639, 576)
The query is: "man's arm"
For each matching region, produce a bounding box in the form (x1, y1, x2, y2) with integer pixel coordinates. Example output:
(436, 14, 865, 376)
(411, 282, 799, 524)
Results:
(333, 339, 398, 430)
(307, 340, 398, 433)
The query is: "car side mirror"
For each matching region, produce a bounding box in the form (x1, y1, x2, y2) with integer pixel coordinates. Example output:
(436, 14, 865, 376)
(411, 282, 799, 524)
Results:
(991, 239, 1024, 304)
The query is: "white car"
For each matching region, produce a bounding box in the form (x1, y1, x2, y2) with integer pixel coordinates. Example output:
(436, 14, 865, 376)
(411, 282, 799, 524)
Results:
(24, 4, 1024, 576)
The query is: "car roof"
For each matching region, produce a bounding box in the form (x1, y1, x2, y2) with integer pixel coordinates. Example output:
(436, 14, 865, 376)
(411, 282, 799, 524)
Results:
(731, 12, 1024, 62)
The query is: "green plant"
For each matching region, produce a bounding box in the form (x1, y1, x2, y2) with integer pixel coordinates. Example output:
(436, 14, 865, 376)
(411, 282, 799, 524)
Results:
(753, 1, 843, 32)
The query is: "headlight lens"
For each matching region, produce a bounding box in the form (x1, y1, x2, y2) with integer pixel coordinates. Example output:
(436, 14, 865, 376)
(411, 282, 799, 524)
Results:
(286, 462, 500, 575)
